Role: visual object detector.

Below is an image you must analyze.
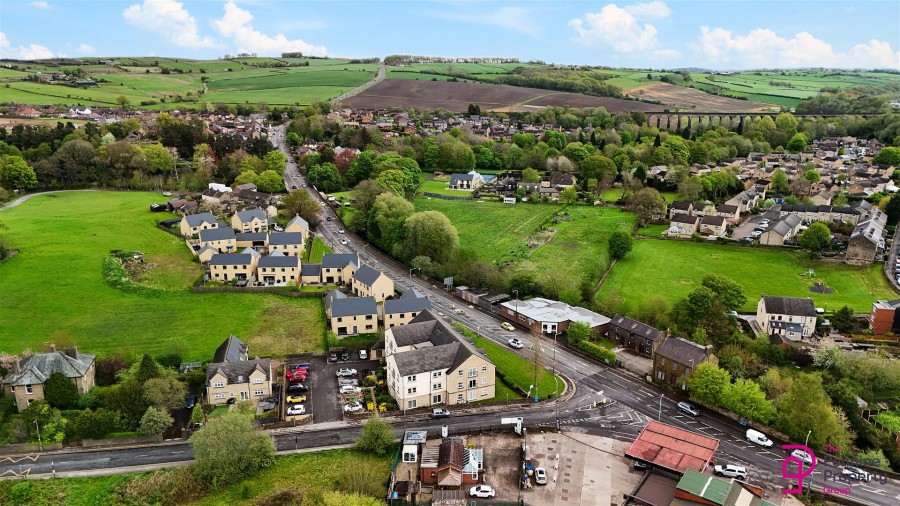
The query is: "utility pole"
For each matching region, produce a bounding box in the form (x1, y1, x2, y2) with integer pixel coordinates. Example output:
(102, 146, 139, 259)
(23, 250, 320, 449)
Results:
(657, 394, 663, 421)
(33, 420, 42, 451)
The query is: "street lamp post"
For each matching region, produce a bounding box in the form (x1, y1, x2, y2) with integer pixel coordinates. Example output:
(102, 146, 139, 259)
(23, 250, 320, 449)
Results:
(33, 419, 42, 451)
(805, 430, 811, 447)
(657, 394, 664, 421)
(409, 267, 418, 283)
(513, 289, 519, 325)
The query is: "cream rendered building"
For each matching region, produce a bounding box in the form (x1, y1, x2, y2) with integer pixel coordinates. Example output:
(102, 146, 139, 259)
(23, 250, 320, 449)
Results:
(351, 265, 395, 302)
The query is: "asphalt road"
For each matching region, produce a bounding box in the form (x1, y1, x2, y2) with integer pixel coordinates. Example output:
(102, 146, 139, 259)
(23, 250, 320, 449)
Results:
(3, 130, 894, 506)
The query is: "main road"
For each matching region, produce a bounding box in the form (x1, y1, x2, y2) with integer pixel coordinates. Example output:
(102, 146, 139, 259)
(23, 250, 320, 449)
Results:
(3, 130, 894, 505)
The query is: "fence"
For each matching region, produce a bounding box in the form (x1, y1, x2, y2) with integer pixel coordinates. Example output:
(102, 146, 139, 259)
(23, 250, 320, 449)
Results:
(81, 434, 162, 448)
(0, 442, 62, 455)
(420, 192, 473, 201)
(156, 222, 184, 238)
(191, 286, 325, 297)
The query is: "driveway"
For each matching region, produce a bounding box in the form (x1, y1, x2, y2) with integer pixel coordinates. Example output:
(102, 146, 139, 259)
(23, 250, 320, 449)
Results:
(731, 215, 766, 240)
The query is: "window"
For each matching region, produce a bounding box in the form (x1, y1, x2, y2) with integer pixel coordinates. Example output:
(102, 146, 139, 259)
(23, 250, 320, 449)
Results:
(481, 365, 487, 372)
(214, 381, 224, 388)
(457, 382, 463, 390)
(481, 376, 487, 385)
(25, 384, 33, 395)
(659, 357, 666, 366)
(252, 377, 263, 384)
(481, 388, 488, 397)
(432, 394, 442, 404)
(407, 375, 417, 382)
(468, 379, 477, 388)
(457, 393, 464, 401)
(458, 370, 463, 377)
(432, 371, 442, 378)
(407, 399, 417, 409)
(337, 317, 343, 323)
(400, 313, 405, 318)
(366, 315, 373, 320)
(468, 391, 476, 401)
(214, 393, 225, 399)
(407, 387, 417, 395)
(468, 368, 477, 377)
(432, 383, 442, 391)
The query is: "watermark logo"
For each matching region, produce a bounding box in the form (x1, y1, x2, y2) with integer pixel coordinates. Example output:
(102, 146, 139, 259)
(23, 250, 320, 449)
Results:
(781, 444, 816, 495)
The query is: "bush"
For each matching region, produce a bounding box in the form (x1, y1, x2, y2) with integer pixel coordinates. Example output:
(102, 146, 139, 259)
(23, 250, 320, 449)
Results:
(256, 490, 304, 506)
(576, 340, 617, 364)
(355, 417, 395, 456)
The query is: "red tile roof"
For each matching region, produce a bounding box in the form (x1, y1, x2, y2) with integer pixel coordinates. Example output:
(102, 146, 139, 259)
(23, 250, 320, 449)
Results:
(625, 421, 719, 474)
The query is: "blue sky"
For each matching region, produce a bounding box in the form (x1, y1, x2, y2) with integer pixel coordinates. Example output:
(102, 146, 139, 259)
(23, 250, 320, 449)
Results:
(1, 0, 898, 69)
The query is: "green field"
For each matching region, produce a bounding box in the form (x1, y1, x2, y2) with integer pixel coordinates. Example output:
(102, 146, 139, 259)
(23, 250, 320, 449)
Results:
(597, 239, 896, 313)
(307, 236, 334, 263)
(0, 57, 378, 108)
(599, 188, 677, 203)
(0, 191, 325, 360)
(418, 180, 473, 196)
(0, 448, 392, 506)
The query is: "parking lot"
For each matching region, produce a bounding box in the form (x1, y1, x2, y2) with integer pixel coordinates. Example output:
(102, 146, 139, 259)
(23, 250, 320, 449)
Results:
(286, 354, 380, 424)
(731, 215, 767, 241)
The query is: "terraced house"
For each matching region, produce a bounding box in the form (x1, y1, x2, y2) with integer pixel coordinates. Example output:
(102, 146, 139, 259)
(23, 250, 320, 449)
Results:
(179, 212, 218, 237)
(267, 232, 305, 257)
(385, 310, 495, 410)
(257, 251, 301, 285)
(231, 208, 269, 233)
(208, 252, 259, 282)
(325, 290, 378, 336)
(383, 290, 433, 328)
(351, 265, 395, 302)
(198, 227, 237, 253)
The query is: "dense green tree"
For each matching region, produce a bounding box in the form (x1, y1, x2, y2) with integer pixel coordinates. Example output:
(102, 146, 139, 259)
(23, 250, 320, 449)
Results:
(423, 138, 440, 172)
(720, 378, 775, 423)
(559, 186, 578, 204)
(688, 363, 730, 405)
(346, 150, 376, 187)
(885, 194, 900, 225)
(139, 406, 173, 436)
(873, 146, 900, 166)
(438, 141, 475, 172)
(70, 409, 123, 440)
(355, 417, 395, 456)
(143, 377, 187, 412)
(579, 155, 617, 183)
(135, 354, 161, 383)
(701, 274, 746, 312)
(43, 372, 78, 409)
(190, 412, 276, 487)
(797, 221, 831, 255)
(521, 168, 541, 183)
(608, 230, 633, 260)
(802, 168, 820, 183)
(308, 163, 343, 193)
(375, 169, 408, 196)
(0, 155, 38, 191)
(404, 211, 459, 263)
(17, 400, 67, 443)
(627, 187, 666, 227)
(775, 112, 799, 134)
(281, 189, 320, 227)
(373, 154, 420, 193)
(787, 132, 808, 153)
(255, 170, 284, 193)
(544, 131, 566, 151)
(566, 321, 591, 345)
(770, 169, 789, 193)
(662, 137, 689, 165)
(233, 170, 258, 187)
(140, 143, 174, 174)
(262, 150, 287, 175)
(285, 131, 301, 147)
(776, 373, 855, 453)
(371, 193, 414, 246)
(830, 305, 855, 333)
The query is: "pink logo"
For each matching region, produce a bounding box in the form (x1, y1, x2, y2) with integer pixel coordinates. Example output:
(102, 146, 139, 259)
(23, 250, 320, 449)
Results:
(781, 445, 816, 494)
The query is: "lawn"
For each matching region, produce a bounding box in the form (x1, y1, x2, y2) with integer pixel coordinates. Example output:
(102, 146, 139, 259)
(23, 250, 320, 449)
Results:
(471, 334, 560, 400)
(307, 236, 334, 263)
(599, 188, 678, 203)
(597, 239, 897, 313)
(418, 180, 473, 196)
(0, 191, 324, 360)
(0, 448, 392, 506)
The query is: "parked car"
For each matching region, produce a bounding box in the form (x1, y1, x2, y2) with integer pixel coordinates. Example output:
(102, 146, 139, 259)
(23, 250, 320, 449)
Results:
(340, 385, 362, 395)
(344, 402, 363, 413)
(714, 464, 748, 479)
(501, 322, 515, 331)
(286, 404, 306, 416)
(338, 378, 359, 387)
(286, 394, 307, 404)
(287, 383, 308, 392)
(842, 466, 872, 482)
(336, 368, 357, 377)
(534, 467, 547, 485)
(286, 369, 307, 382)
(431, 408, 451, 418)
(338, 229, 345, 234)
(677, 401, 700, 417)
(293, 363, 311, 371)
(746, 429, 774, 447)
(340, 349, 350, 361)
(340, 239, 348, 245)
(791, 449, 814, 466)
(469, 485, 495, 499)
(508, 338, 524, 349)
(359, 349, 368, 360)
(328, 351, 338, 362)
(632, 460, 651, 470)
(184, 394, 197, 409)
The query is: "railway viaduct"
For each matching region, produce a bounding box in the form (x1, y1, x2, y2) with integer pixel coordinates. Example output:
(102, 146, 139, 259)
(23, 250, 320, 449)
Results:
(641, 112, 876, 131)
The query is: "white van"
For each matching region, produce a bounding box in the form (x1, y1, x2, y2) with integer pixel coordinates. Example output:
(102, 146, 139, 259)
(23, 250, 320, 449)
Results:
(746, 428, 773, 447)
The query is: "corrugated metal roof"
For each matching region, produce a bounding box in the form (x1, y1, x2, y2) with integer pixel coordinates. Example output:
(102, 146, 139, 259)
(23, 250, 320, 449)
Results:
(625, 421, 719, 474)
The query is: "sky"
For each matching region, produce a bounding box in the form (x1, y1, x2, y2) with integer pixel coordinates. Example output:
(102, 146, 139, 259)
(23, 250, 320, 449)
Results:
(1, 0, 899, 70)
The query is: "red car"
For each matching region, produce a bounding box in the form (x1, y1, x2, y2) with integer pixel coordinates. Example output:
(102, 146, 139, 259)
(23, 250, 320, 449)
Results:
(286, 369, 307, 381)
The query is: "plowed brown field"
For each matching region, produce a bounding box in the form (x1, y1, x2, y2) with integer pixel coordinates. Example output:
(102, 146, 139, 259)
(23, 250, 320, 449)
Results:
(624, 82, 772, 112)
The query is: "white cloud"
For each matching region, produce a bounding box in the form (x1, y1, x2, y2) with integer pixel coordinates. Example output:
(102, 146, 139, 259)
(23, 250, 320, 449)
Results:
(123, 0, 217, 48)
(694, 26, 900, 70)
(213, 1, 327, 56)
(427, 6, 540, 38)
(0, 32, 57, 59)
(568, 2, 679, 58)
(30, 1, 51, 10)
(77, 43, 96, 55)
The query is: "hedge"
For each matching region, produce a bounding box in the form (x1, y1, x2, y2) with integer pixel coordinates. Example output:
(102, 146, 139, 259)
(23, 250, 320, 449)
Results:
(577, 340, 617, 364)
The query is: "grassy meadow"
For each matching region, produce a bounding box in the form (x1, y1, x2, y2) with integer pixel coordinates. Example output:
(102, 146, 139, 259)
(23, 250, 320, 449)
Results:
(0, 191, 324, 360)
(597, 239, 896, 313)
(0, 57, 378, 108)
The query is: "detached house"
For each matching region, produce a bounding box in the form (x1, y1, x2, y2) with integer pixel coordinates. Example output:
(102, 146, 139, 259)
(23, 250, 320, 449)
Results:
(448, 171, 485, 190)
(756, 296, 817, 341)
(351, 265, 395, 302)
(2, 347, 96, 412)
(383, 290, 433, 328)
(667, 215, 699, 238)
(198, 227, 237, 253)
(320, 253, 360, 285)
(385, 310, 495, 410)
(284, 215, 310, 241)
(608, 315, 665, 357)
(698, 215, 727, 237)
(420, 438, 483, 487)
(180, 212, 218, 237)
(325, 290, 378, 336)
(267, 232, 305, 257)
(209, 253, 259, 282)
(205, 335, 272, 406)
(257, 252, 301, 286)
(231, 208, 268, 233)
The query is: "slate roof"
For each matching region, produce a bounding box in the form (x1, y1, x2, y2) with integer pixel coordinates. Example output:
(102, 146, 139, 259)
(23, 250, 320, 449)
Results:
(716, 204, 739, 214)
(301, 263, 321, 276)
(760, 296, 817, 317)
(449, 173, 475, 184)
(286, 215, 309, 231)
(236, 232, 267, 242)
(385, 296, 432, 315)
(268, 232, 304, 246)
(388, 310, 492, 376)
(670, 201, 692, 211)
(212, 335, 249, 363)
(765, 214, 802, 237)
(353, 265, 383, 286)
(206, 358, 271, 384)
(779, 204, 858, 215)
(259, 252, 300, 268)
(654, 337, 710, 366)
(322, 253, 360, 269)
(330, 295, 377, 317)
(199, 227, 236, 242)
(184, 212, 217, 227)
(700, 215, 726, 227)
(609, 315, 665, 341)
(2, 349, 96, 387)
(671, 214, 699, 226)
(209, 253, 253, 266)
(235, 208, 267, 223)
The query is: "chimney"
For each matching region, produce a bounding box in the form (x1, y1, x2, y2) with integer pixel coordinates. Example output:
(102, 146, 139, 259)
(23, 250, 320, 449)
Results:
(12, 359, 21, 375)
(49, 344, 56, 353)
(64, 346, 78, 359)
